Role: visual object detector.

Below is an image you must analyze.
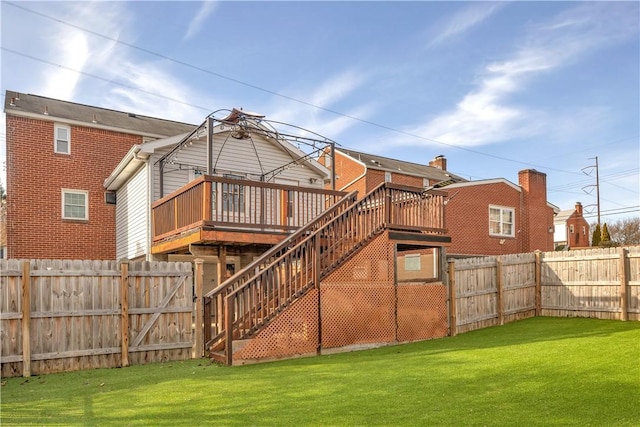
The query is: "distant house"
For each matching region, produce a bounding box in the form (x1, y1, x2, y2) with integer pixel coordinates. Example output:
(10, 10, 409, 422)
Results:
(553, 202, 591, 249)
(323, 149, 465, 194)
(443, 170, 556, 256)
(327, 148, 556, 256)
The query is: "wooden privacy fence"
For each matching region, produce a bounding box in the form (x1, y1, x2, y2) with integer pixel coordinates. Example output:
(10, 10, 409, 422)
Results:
(0, 259, 203, 378)
(448, 246, 640, 335)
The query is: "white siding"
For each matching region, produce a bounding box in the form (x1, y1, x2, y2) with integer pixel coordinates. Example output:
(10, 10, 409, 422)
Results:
(116, 166, 149, 260)
(152, 132, 327, 200)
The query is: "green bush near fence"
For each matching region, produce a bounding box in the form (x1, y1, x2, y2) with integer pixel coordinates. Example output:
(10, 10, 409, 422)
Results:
(2, 317, 639, 426)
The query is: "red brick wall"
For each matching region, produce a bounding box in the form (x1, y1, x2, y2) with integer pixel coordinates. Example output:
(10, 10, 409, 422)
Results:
(566, 214, 591, 247)
(518, 170, 554, 252)
(446, 182, 522, 256)
(6, 115, 140, 259)
(331, 151, 367, 196)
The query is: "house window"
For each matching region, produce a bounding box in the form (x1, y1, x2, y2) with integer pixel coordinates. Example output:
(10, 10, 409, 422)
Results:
(583, 226, 586, 235)
(54, 124, 70, 154)
(385, 172, 392, 183)
(569, 225, 575, 233)
(62, 189, 88, 220)
(222, 174, 245, 213)
(489, 205, 514, 237)
(423, 178, 430, 188)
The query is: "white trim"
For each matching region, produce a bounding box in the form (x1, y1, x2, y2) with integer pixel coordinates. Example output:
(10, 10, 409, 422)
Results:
(61, 189, 89, 220)
(489, 205, 515, 238)
(54, 123, 71, 155)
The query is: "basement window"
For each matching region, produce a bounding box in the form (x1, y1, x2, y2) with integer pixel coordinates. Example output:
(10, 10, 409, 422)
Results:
(396, 245, 440, 283)
(62, 189, 88, 220)
(489, 205, 514, 237)
(54, 124, 71, 154)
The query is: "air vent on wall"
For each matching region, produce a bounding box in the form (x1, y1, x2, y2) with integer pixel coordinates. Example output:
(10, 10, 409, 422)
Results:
(105, 192, 116, 205)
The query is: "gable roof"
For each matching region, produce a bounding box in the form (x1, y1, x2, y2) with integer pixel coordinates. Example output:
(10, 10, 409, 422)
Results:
(336, 148, 466, 185)
(444, 178, 522, 192)
(4, 91, 195, 138)
(554, 209, 576, 224)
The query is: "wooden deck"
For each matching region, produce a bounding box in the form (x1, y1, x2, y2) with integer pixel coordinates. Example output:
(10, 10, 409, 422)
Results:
(151, 175, 346, 254)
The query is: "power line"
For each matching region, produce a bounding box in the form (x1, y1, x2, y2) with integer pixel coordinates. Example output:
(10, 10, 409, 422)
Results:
(2, 1, 596, 177)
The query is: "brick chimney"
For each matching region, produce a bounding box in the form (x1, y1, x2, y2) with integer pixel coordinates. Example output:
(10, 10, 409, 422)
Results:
(575, 202, 583, 216)
(518, 169, 552, 252)
(429, 155, 447, 171)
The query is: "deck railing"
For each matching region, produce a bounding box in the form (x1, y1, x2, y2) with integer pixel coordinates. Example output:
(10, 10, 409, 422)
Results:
(204, 182, 448, 364)
(151, 175, 347, 242)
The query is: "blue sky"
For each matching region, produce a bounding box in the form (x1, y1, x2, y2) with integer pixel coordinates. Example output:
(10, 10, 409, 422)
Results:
(1, 1, 638, 222)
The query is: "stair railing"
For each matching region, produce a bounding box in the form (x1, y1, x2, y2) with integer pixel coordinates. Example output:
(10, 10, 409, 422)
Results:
(206, 183, 447, 364)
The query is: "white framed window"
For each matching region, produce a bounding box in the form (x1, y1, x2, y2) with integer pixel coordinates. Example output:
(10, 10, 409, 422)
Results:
(569, 224, 575, 233)
(384, 171, 392, 183)
(489, 205, 514, 237)
(62, 189, 88, 220)
(423, 177, 430, 188)
(54, 124, 71, 154)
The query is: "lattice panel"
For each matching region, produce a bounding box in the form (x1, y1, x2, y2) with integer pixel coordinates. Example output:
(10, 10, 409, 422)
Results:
(397, 283, 448, 342)
(233, 290, 319, 362)
(320, 284, 396, 348)
(323, 232, 393, 283)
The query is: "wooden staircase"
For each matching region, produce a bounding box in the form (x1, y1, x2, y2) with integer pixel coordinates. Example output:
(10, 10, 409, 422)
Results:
(203, 182, 447, 365)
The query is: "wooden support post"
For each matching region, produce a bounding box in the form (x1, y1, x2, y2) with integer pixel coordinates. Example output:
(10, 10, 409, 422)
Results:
(448, 260, 457, 337)
(120, 259, 130, 368)
(225, 294, 233, 366)
(619, 247, 629, 321)
(535, 251, 542, 316)
(21, 261, 31, 378)
(202, 181, 212, 221)
(496, 257, 504, 326)
(217, 246, 227, 286)
(194, 259, 204, 358)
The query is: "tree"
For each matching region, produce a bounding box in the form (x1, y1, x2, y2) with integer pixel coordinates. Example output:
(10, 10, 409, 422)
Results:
(599, 223, 616, 247)
(606, 217, 640, 246)
(591, 223, 601, 247)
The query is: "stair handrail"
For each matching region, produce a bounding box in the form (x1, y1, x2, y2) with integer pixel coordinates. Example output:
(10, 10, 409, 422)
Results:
(208, 182, 448, 361)
(205, 189, 358, 300)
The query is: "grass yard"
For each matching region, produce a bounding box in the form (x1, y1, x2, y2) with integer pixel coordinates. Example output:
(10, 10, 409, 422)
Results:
(1, 317, 639, 426)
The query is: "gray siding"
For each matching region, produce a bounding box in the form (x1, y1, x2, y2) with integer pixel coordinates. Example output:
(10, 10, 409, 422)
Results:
(152, 132, 326, 201)
(116, 166, 149, 260)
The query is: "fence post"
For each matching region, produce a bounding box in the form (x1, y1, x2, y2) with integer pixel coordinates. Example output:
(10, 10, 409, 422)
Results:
(21, 261, 31, 378)
(448, 260, 457, 337)
(120, 259, 130, 367)
(535, 251, 542, 316)
(194, 259, 204, 357)
(619, 247, 629, 321)
(496, 257, 504, 326)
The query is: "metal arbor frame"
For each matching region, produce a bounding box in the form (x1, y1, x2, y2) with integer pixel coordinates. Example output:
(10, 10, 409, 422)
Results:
(157, 108, 337, 197)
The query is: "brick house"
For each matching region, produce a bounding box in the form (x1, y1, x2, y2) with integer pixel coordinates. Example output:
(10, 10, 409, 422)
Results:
(4, 91, 195, 259)
(443, 170, 556, 256)
(329, 148, 556, 256)
(553, 202, 591, 249)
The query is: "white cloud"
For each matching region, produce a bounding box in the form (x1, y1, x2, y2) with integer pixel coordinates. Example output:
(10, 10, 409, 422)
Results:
(427, 3, 503, 48)
(404, 2, 640, 148)
(184, 1, 219, 40)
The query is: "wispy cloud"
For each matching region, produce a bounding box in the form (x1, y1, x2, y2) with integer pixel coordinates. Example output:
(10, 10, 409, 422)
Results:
(264, 69, 377, 141)
(406, 2, 639, 148)
(427, 3, 503, 48)
(184, 1, 218, 41)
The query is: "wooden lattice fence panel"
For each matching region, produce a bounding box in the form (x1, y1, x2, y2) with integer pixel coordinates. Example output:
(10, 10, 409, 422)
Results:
(397, 283, 448, 342)
(233, 290, 319, 363)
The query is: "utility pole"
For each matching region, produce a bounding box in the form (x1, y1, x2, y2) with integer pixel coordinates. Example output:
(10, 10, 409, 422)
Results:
(581, 156, 601, 228)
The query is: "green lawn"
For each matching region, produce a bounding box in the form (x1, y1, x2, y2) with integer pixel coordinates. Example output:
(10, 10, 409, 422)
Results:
(2, 317, 639, 426)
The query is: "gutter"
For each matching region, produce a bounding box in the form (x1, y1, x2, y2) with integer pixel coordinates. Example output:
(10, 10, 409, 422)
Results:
(103, 145, 150, 191)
